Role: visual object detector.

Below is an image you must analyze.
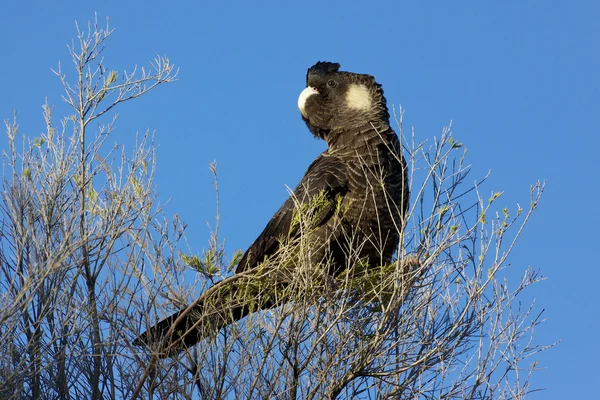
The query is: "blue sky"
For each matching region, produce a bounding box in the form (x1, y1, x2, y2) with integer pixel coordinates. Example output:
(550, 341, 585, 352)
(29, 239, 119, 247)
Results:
(1, 1, 597, 397)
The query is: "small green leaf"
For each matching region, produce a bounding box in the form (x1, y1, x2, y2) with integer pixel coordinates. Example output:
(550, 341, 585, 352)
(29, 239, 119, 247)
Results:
(182, 254, 203, 269)
(228, 249, 243, 272)
(437, 205, 450, 217)
(106, 70, 117, 85)
(448, 137, 463, 148)
(86, 187, 101, 214)
(479, 212, 487, 225)
(488, 191, 502, 203)
(131, 178, 142, 198)
(183, 252, 219, 276)
(516, 204, 523, 216)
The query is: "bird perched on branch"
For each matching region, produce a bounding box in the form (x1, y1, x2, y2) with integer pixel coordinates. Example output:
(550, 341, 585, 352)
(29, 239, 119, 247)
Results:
(134, 61, 409, 357)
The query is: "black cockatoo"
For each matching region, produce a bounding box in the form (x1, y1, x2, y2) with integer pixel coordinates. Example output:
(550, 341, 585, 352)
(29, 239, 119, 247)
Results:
(134, 62, 409, 357)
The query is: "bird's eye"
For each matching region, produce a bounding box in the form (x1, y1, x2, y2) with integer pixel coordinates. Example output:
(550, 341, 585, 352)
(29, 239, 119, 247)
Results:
(327, 79, 337, 88)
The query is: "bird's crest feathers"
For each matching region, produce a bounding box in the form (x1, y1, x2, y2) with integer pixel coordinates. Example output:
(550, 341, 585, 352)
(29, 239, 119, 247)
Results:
(306, 61, 341, 82)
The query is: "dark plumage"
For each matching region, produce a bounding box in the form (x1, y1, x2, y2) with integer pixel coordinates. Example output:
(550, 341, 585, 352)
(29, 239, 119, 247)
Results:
(134, 62, 409, 357)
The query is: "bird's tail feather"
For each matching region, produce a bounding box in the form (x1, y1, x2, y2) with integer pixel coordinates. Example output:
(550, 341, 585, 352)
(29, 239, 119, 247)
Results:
(133, 264, 289, 358)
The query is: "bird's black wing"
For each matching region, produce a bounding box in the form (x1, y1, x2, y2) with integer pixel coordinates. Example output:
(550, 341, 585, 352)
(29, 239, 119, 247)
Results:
(235, 152, 348, 273)
(133, 153, 348, 357)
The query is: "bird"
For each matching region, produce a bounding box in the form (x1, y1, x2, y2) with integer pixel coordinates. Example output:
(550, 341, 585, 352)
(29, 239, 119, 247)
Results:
(133, 61, 409, 358)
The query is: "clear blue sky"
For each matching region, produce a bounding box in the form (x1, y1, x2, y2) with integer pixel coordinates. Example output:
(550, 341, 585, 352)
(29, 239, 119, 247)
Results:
(1, 1, 597, 397)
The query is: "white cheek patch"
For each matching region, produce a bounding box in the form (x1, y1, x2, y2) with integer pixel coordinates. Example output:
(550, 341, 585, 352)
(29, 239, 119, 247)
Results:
(298, 86, 319, 117)
(346, 84, 372, 111)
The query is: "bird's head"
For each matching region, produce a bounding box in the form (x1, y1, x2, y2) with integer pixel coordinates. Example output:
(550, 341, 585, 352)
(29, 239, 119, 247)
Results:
(298, 61, 390, 145)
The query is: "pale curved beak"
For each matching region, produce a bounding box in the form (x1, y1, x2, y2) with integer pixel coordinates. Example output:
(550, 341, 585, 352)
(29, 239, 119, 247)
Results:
(298, 86, 319, 117)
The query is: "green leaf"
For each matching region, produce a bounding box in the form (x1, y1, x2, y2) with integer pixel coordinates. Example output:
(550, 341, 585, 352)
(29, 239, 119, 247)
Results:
(448, 137, 463, 148)
(479, 211, 487, 225)
(516, 204, 523, 216)
(131, 178, 142, 198)
(228, 249, 243, 273)
(106, 70, 117, 85)
(488, 191, 502, 203)
(437, 205, 450, 217)
(182, 252, 218, 276)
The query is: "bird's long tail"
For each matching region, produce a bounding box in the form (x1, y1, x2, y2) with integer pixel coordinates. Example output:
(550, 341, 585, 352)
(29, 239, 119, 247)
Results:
(133, 265, 288, 358)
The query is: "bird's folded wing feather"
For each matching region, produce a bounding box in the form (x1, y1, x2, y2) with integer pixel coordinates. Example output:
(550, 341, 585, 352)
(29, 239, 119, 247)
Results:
(236, 153, 348, 273)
